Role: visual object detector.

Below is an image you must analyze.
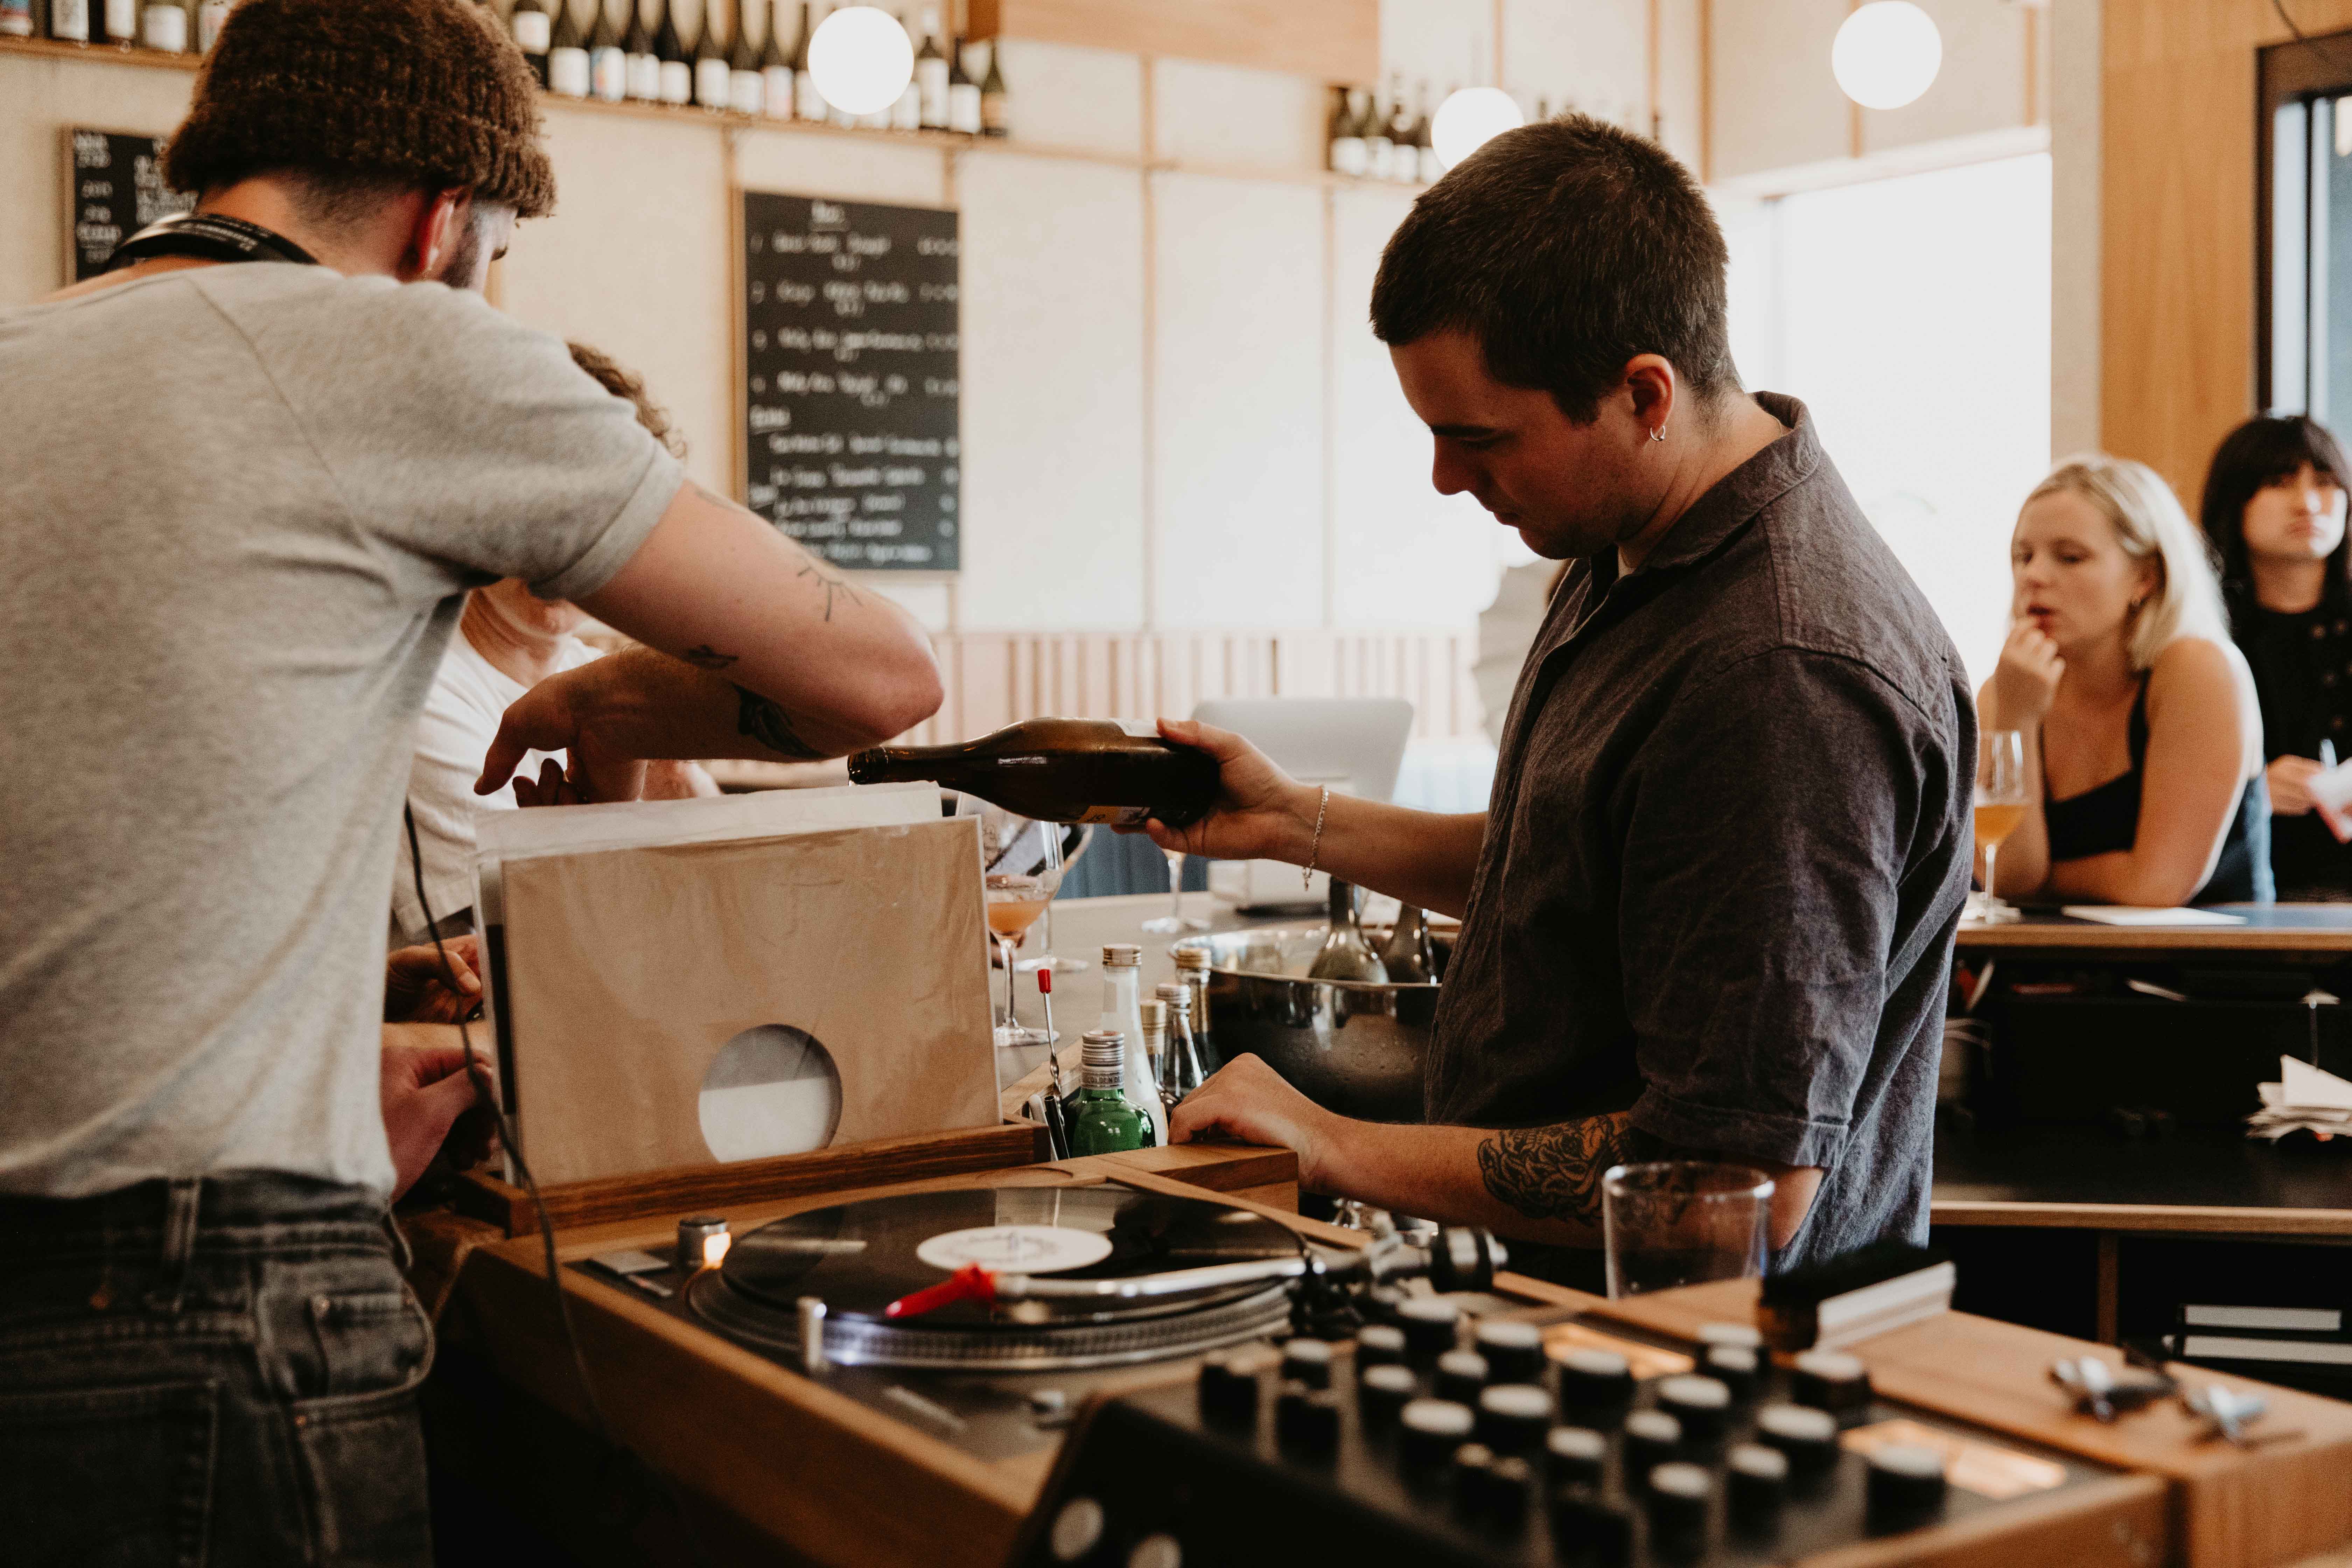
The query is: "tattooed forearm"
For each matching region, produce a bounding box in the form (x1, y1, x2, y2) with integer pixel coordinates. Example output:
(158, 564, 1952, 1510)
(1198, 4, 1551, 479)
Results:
(734, 684, 825, 761)
(682, 644, 738, 670)
(689, 482, 863, 621)
(1476, 1111, 1643, 1228)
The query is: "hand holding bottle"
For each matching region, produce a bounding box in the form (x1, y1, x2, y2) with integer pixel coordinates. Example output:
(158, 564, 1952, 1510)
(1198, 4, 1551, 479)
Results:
(1134, 717, 1323, 863)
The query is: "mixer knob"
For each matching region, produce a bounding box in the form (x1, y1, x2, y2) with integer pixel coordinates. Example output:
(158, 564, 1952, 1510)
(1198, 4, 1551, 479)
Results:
(1452, 1445, 1531, 1530)
(1126, 1536, 1181, 1568)
(1358, 1363, 1419, 1429)
(1725, 1443, 1788, 1529)
(1281, 1338, 1335, 1391)
(1791, 1350, 1874, 1419)
(1398, 1398, 1476, 1472)
(1620, 1409, 1682, 1482)
(1397, 1297, 1462, 1364)
(1275, 1381, 1341, 1454)
(1654, 1374, 1732, 1444)
(1355, 1323, 1408, 1368)
(1702, 1343, 1760, 1402)
(1196, 1348, 1271, 1428)
(1544, 1425, 1608, 1488)
(1753, 1403, 1840, 1476)
(1435, 1349, 1490, 1406)
(1548, 1486, 1633, 1568)
(1645, 1463, 1713, 1560)
(1555, 1347, 1635, 1423)
(1474, 1319, 1547, 1385)
(1697, 1321, 1763, 1352)
(1475, 1384, 1554, 1456)
(1047, 1496, 1105, 1564)
(1865, 1444, 1948, 1528)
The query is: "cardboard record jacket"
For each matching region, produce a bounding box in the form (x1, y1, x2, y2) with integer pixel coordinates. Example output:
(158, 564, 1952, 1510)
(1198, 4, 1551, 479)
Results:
(712, 1186, 1304, 1330)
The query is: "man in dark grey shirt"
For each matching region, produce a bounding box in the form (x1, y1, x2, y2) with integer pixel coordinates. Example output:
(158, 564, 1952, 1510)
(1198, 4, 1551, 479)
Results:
(1149, 117, 1972, 1281)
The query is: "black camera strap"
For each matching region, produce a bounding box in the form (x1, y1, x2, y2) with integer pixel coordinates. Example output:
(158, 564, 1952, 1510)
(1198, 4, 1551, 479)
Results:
(105, 211, 320, 272)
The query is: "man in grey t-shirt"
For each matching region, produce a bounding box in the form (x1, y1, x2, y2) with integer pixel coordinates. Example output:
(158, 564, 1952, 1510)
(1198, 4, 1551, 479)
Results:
(1143, 119, 1971, 1288)
(0, 0, 940, 1559)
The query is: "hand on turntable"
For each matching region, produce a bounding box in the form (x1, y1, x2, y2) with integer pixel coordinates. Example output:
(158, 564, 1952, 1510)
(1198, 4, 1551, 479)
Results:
(1170, 1054, 1344, 1189)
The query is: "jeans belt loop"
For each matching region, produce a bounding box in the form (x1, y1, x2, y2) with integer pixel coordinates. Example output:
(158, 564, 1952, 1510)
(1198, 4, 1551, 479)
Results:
(146, 1177, 204, 1312)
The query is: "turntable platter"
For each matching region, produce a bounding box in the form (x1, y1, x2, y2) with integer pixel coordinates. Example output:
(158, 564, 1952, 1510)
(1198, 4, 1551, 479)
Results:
(690, 1185, 1304, 1370)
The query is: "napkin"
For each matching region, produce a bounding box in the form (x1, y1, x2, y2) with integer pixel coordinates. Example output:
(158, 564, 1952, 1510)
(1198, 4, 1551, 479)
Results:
(2247, 1056, 2352, 1142)
(2058, 906, 2247, 926)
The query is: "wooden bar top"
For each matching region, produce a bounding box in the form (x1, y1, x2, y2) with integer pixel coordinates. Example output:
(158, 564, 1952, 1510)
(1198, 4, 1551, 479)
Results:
(1956, 904, 2352, 953)
(1932, 1124, 2352, 1234)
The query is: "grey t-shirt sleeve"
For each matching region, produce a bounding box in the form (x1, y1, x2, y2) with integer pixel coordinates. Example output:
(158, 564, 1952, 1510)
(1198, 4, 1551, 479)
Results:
(226, 273, 684, 601)
(1617, 647, 1927, 1169)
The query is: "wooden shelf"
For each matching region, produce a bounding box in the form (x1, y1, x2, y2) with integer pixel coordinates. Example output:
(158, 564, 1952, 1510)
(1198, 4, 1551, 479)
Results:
(1, 34, 1418, 194)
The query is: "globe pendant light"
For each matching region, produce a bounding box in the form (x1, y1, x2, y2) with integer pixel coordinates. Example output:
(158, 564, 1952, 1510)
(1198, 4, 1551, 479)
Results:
(1430, 86, 1525, 172)
(808, 4, 915, 117)
(1832, 1, 1942, 111)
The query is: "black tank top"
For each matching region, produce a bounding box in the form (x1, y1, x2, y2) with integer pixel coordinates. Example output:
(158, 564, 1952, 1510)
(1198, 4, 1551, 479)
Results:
(2042, 679, 2273, 903)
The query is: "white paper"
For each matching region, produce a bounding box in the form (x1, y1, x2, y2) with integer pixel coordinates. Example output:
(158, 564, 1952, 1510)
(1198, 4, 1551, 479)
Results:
(2282, 1055, 2352, 1111)
(2059, 906, 2248, 926)
(2304, 758, 2352, 841)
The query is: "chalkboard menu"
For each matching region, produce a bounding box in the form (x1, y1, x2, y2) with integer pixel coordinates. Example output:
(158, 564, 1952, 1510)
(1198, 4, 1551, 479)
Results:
(740, 191, 960, 572)
(64, 128, 192, 282)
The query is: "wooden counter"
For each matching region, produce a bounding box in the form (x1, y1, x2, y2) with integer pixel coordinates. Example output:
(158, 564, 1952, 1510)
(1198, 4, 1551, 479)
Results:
(1956, 904, 2352, 955)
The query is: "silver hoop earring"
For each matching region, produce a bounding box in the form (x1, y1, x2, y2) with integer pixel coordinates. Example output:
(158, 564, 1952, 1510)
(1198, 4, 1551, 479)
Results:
(1647, 425, 1667, 443)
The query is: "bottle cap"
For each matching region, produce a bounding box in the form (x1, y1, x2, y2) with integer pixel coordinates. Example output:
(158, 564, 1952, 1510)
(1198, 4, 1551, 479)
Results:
(1173, 946, 1209, 970)
(1153, 982, 1191, 1013)
(1139, 998, 1167, 1044)
(1102, 944, 1142, 967)
(1080, 1029, 1125, 1088)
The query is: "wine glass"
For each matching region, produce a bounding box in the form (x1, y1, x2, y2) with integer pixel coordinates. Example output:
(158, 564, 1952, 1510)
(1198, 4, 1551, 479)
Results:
(956, 797, 1064, 1046)
(1970, 730, 2028, 924)
(1018, 825, 1092, 975)
(1142, 846, 1207, 936)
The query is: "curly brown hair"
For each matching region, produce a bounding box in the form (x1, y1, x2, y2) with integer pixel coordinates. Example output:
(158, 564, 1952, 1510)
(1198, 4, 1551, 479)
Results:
(566, 341, 687, 460)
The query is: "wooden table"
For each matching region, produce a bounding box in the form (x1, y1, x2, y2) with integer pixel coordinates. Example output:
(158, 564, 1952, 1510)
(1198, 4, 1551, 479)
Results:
(1956, 904, 2352, 955)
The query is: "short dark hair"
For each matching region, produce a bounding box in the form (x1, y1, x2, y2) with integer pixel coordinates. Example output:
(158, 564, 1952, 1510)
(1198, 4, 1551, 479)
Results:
(1369, 115, 1739, 424)
(2200, 414, 2352, 619)
(567, 342, 687, 460)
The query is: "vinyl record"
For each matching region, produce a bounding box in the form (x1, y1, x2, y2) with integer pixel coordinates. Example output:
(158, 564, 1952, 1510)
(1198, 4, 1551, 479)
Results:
(714, 1184, 1303, 1330)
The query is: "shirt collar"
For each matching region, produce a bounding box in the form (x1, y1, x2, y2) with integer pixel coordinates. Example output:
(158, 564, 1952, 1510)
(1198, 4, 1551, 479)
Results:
(1619, 391, 1820, 578)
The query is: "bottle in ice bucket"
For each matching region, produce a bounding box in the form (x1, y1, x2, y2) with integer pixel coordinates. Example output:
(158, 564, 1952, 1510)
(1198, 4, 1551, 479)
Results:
(845, 718, 1220, 827)
(1066, 1030, 1150, 1155)
(1154, 981, 1208, 1111)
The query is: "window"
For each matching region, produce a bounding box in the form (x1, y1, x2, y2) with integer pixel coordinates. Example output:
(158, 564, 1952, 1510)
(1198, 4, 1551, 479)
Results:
(2261, 29, 2352, 420)
(1721, 154, 2054, 685)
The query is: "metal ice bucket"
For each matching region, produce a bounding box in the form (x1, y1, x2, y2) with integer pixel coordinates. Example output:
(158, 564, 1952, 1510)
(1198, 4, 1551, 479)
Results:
(1171, 928, 1447, 1124)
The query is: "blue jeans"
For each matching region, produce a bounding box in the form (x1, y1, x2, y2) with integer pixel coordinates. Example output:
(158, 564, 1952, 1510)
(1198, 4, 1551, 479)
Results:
(0, 1171, 433, 1567)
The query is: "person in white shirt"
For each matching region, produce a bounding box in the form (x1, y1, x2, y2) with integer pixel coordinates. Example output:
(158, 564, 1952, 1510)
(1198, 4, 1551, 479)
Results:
(392, 343, 718, 948)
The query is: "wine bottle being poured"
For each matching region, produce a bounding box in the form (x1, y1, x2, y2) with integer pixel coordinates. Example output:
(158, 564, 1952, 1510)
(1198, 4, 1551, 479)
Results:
(847, 719, 1220, 828)
(1309, 879, 1388, 983)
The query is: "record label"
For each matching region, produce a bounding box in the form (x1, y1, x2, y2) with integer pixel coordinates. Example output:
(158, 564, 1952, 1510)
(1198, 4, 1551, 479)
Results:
(916, 1225, 1113, 1275)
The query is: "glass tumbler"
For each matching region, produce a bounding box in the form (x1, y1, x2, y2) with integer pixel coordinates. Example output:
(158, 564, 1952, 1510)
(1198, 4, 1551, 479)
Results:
(1602, 1161, 1774, 1299)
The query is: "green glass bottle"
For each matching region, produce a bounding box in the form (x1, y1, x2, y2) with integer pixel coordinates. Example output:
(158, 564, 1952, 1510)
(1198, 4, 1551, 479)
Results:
(1065, 1029, 1149, 1156)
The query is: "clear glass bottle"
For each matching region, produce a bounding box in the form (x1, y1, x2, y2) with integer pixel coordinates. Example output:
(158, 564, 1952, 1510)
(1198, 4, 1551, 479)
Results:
(1172, 945, 1218, 1072)
(1138, 996, 1168, 1107)
(1066, 1030, 1149, 1155)
(913, 5, 946, 129)
(1309, 879, 1389, 983)
(759, 0, 794, 118)
(1153, 982, 1208, 1113)
(978, 37, 1008, 137)
(1098, 944, 1163, 1146)
(946, 31, 980, 134)
(1381, 904, 1435, 984)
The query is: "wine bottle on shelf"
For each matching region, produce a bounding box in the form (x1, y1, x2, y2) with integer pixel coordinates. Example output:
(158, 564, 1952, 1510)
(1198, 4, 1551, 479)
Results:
(49, 0, 89, 42)
(510, 0, 552, 85)
(758, 0, 793, 118)
(888, 10, 920, 130)
(1064, 1030, 1149, 1156)
(847, 719, 1223, 828)
(1363, 84, 1394, 180)
(1309, 880, 1389, 983)
(728, 0, 763, 115)
(945, 31, 980, 134)
(824, 2, 856, 126)
(588, 0, 627, 102)
(623, 0, 661, 100)
(692, 0, 731, 109)
(1380, 904, 1436, 984)
(194, 0, 224, 51)
(1385, 73, 1416, 184)
(139, 0, 186, 51)
(1326, 85, 1365, 176)
(1415, 82, 1444, 182)
(653, 0, 692, 103)
(913, 7, 946, 130)
(791, 0, 824, 121)
(547, 0, 592, 98)
(978, 37, 1008, 136)
(1, 0, 32, 38)
(100, 0, 133, 46)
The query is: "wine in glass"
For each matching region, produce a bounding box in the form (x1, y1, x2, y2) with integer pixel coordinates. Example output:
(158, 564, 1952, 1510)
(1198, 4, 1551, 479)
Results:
(957, 797, 1065, 1046)
(1971, 729, 2029, 924)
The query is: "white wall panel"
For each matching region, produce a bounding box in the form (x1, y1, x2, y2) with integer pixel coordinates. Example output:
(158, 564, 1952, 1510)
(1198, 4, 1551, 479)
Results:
(992, 39, 1144, 159)
(1328, 186, 1497, 629)
(1655, 0, 1705, 172)
(1150, 58, 1323, 172)
(0, 54, 197, 304)
(956, 153, 1148, 629)
(1708, 0, 1849, 180)
(1506, 0, 1648, 130)
(1150, 173, 1325, 629)
(730, 121, 949, 206)
(1860, 0, 2031, 155)
(1381, 0, 1488, 92)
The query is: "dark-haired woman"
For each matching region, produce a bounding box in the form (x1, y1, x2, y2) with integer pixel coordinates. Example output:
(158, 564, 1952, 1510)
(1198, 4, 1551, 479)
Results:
(2202, 415, 2352, 898)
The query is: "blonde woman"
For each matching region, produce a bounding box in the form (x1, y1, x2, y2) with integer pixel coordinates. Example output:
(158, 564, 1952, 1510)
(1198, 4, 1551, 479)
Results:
(1978, 454, 2272, 906)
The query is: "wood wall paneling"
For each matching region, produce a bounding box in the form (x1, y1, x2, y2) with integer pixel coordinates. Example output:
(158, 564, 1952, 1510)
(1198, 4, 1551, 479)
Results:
(2099, 0, 2352, 505)
(969, 0, 1379, 86)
